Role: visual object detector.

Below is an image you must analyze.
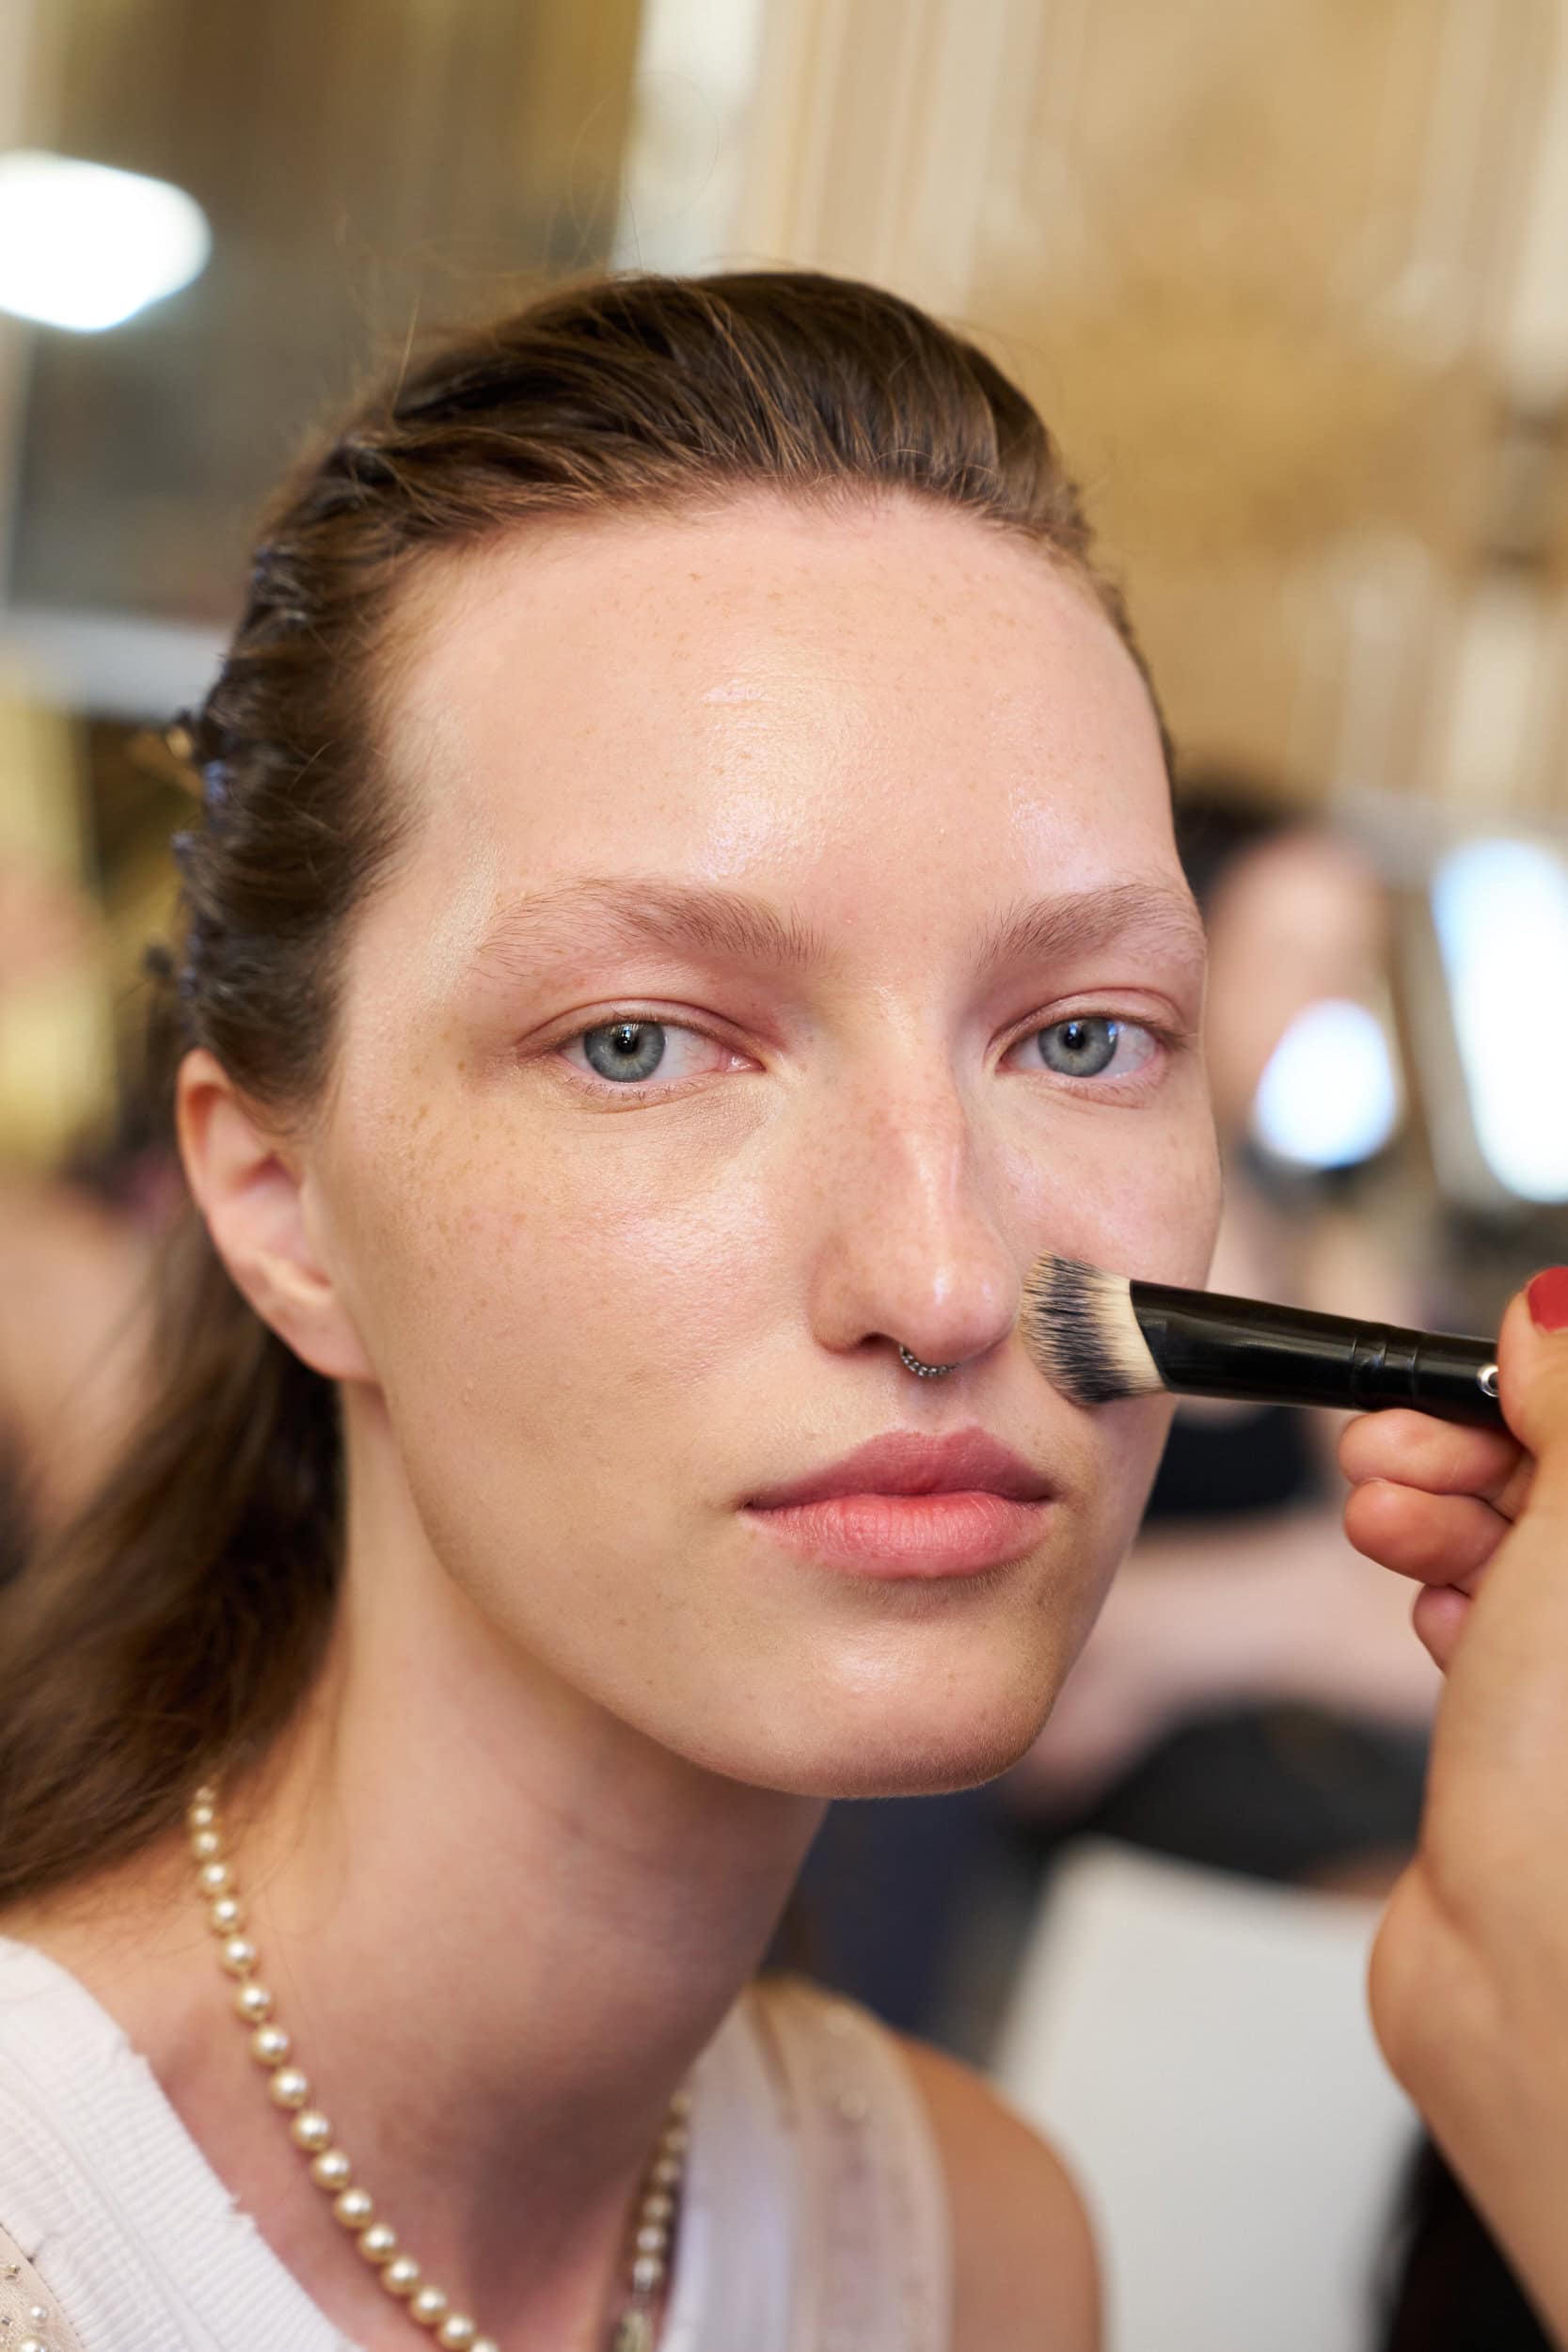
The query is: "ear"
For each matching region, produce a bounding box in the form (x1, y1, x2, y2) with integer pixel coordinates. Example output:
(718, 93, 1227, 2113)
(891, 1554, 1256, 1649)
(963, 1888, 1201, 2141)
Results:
(176, 1047, 374, 1384)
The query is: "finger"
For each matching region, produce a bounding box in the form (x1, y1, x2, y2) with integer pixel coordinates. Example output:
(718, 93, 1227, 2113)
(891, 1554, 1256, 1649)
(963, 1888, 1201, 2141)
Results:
(1497, 1276, 1568, 1499)
(1412, 1283, 1568, 1771)
(1339, 1410, 1529, 1518)
(1344, 1479, 1511, 1585)
(1411, 1581, 1470, 1672)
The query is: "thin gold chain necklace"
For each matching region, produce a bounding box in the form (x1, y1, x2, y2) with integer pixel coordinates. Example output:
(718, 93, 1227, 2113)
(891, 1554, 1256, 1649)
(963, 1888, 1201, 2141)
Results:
(186, 1787, 689, 2352)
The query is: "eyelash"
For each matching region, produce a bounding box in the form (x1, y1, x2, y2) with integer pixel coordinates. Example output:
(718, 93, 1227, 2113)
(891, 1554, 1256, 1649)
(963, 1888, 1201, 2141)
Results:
(548, 1009, 1180, 1103)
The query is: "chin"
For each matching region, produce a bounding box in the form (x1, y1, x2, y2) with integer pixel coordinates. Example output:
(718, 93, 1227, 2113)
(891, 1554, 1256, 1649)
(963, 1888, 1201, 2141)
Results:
(823, 1721, 1046, 1803)
(692, 1645, 1067, 1803)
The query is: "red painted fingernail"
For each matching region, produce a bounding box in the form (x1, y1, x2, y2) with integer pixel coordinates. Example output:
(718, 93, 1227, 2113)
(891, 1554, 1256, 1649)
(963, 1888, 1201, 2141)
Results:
(1527, 1266, 1568, 1331)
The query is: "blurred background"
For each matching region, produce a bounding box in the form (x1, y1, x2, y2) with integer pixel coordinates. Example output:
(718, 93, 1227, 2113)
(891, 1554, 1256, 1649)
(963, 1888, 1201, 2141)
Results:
(0, 3, 1565, 2348)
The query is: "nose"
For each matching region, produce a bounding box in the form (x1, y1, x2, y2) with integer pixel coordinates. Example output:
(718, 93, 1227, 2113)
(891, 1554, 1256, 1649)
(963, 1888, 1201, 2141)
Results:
(803, 1062, 1022, 1378)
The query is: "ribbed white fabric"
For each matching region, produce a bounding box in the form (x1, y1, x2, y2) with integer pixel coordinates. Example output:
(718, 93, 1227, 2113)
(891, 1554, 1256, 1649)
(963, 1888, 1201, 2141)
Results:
(0, 1937, 950, 2351)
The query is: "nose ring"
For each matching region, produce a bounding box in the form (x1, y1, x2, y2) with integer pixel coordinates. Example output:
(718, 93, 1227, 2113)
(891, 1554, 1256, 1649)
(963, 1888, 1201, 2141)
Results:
(898, 1343, 958, 1379)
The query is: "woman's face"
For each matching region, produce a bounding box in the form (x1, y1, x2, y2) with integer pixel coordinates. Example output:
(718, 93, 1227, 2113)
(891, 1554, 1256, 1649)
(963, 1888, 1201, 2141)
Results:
(309, 495, 1219, 1797)
(1203, 829, 1392, 1141)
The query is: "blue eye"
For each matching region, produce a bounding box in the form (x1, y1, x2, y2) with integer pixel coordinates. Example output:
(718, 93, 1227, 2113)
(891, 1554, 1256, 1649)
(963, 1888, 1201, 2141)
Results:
(1023, 1017, 1144, 1078)
(581, 1020, 668, 1082)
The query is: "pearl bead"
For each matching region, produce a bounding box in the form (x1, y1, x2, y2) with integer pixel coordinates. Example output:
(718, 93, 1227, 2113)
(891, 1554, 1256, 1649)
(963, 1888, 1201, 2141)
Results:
(18, 2335, 48, 2352)
(190, 1786, 694, 2352)
(27, 2309, 47, 2324)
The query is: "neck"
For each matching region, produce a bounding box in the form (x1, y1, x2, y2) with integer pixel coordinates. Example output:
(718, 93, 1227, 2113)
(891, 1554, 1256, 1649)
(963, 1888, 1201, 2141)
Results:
(17, 1409, 822, 2344)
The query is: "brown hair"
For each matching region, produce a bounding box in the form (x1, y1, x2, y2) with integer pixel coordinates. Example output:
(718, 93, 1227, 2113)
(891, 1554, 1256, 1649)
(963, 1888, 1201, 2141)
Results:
(0, 268, 1165, 1909)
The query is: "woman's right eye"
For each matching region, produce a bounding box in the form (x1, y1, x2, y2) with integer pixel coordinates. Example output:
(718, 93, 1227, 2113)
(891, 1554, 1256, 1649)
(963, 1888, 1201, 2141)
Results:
(581, 1020, 669, 1082)
(562, 1018, 736, 1089)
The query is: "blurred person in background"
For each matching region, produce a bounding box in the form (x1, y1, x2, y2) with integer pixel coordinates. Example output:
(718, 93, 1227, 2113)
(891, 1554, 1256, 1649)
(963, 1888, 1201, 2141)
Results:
(1006, 780, 1440, 1893)
(0, 851, 154, 1585)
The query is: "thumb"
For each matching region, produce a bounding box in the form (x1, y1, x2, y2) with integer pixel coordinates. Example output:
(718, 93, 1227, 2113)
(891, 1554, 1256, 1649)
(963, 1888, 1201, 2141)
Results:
(1497, 1268, 1568, 1513)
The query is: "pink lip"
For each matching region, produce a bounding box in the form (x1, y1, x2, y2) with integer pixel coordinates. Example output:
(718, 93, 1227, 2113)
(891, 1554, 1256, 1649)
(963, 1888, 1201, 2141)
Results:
(744, 1428, 1056, 1580)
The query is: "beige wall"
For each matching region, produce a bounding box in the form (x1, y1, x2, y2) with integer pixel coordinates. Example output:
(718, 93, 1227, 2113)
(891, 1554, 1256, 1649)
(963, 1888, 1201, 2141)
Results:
(716, 0, 1566, 811)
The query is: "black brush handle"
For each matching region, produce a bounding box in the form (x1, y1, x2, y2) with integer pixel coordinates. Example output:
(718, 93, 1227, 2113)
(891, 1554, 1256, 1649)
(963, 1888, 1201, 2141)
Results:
(1128, 1280, 1505, 1428)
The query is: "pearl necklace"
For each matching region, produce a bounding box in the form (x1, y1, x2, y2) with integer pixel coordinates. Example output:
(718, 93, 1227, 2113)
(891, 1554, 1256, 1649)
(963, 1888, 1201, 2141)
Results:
(185, 1788, 689, 2352)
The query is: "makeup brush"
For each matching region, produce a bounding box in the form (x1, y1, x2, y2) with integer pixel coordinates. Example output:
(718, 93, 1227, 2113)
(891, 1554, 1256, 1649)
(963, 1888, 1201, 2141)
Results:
(1021, 1253, 1505, 1430)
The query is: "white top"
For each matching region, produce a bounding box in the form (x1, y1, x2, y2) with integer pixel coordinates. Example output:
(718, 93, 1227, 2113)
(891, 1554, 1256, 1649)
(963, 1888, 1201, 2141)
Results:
(0, 1936, 951, 2352)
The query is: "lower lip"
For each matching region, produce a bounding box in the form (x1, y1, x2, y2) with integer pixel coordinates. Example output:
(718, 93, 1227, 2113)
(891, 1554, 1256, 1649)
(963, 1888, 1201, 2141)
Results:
(744, 1491, 1051, 1578)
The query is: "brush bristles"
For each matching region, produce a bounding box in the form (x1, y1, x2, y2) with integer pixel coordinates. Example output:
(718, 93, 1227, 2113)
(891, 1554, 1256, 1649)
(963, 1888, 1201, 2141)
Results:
(1020, 1253, 1164, 1405)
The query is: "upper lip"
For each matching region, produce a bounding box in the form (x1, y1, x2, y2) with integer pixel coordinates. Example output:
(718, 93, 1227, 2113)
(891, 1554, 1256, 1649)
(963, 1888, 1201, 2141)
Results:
(747, 1427, 1056, 1509)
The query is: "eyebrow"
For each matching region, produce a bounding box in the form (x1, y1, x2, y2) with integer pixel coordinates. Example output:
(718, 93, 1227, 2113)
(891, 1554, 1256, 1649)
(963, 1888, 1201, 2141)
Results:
(469, 879, 832, 978)
(976, 882, 1208, 986)
(467, 875, 1207, 989)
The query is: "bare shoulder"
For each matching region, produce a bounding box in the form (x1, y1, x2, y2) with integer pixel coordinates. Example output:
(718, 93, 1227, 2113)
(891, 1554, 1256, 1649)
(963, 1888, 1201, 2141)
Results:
(900, 2036, 1100, 2352)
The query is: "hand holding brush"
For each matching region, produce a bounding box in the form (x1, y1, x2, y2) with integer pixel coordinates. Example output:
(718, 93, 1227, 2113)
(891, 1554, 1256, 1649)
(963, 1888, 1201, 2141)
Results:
(1332, 1269, 1568, 2340)
(1022, 1253, 1503, 1429)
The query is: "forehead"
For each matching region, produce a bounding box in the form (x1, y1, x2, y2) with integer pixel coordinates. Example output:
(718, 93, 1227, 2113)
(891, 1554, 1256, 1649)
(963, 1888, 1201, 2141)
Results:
(380, 494, 1178, 943)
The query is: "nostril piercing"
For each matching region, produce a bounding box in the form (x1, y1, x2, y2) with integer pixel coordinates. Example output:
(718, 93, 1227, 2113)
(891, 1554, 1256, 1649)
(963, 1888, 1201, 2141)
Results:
(897, 1343, 958, 1379)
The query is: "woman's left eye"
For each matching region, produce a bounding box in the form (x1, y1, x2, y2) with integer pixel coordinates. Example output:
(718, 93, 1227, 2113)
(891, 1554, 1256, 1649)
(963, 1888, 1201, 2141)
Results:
(562, 1018, 732, 1089)
(1006, 1016, 1159, 1082)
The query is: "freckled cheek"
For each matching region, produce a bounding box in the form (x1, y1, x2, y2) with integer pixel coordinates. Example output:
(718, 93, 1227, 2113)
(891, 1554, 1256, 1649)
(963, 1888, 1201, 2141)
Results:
(340, 1114, 778, 1420)
(1006, 1094, 1222, 1287)
(1091, 1393, 1176, 1543)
